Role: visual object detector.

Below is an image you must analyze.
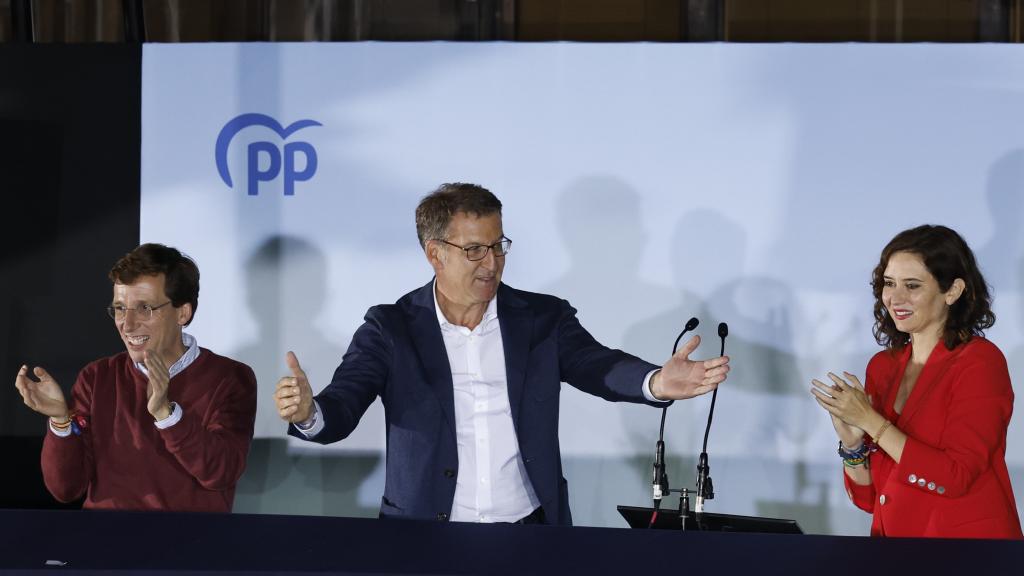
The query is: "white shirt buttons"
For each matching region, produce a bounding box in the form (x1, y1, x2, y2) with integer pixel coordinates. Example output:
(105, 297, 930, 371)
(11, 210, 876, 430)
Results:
(908, 474, 917, 484)
(437, 287, 540, 523)
(879, 494, 887, 505)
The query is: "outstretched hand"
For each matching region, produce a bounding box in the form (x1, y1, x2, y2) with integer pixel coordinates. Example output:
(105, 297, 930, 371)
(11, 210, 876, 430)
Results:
(275, 351, 314, 424)
(650, 335, 730, 400)
(14, 365, 69, 420)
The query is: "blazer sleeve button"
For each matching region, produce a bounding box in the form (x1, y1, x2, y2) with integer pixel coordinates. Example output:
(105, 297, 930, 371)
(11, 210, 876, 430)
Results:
(444, 468, 456, 478)
(436, 512, 448, 521)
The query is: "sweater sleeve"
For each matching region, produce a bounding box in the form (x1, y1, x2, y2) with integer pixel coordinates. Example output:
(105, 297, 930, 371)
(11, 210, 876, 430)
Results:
(156, 360, 257, 491)
(40, 366, 96, 503)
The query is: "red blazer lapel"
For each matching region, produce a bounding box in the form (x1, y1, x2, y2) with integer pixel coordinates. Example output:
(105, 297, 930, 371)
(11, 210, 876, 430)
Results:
(897, 342, 959, 429)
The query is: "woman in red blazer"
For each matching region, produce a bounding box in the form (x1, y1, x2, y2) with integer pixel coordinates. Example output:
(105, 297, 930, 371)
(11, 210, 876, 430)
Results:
(811, 224, 1022, 539)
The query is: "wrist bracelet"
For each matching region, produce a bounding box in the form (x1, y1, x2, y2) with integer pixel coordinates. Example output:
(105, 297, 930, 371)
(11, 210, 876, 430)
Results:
(69, 412, 89, 435)
(837, 440, 869, 461)
(50, 417, 72, 430)
(874, 420, 893, 444)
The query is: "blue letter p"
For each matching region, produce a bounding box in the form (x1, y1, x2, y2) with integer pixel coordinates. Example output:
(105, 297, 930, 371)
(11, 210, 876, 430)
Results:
(247, 141, 281, 196)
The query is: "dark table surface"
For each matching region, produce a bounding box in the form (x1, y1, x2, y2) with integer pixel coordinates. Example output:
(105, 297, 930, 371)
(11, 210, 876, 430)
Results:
(1, 508, 1021, 575)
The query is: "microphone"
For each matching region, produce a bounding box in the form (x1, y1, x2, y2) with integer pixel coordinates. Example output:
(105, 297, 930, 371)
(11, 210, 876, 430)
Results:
(651, 316, 699, 517)
(695, 322, 728, 513)
(652, 440, 667, 501)
(672, 316, 700, 352)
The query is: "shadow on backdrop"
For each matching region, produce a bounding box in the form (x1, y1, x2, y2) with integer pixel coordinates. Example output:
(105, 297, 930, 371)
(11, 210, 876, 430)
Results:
(232, 235, 377, 517)
(982, 150, 1024, 510)
(979, 149, 1024, 293)
(624, 208, 837, 533)
(542, 175, 680, 526)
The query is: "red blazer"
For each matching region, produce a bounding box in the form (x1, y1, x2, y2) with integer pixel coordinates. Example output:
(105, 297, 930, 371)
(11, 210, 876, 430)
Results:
(845, 337, 1022, 538)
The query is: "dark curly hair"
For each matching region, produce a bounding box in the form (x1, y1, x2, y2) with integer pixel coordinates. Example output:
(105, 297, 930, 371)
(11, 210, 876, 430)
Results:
(109, 243, 200, 326)
(871, 225, 994, 351)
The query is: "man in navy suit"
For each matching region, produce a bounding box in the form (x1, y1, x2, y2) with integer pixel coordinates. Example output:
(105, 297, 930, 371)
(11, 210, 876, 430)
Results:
(274, 183, 730, 525)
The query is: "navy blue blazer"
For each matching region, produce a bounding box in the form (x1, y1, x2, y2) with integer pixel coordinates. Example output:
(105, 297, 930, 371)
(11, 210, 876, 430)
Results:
(289, 281, 662, 525)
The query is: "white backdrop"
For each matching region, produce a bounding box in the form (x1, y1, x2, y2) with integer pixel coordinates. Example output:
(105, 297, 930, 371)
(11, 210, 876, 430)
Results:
(142, 43, 1024, 532)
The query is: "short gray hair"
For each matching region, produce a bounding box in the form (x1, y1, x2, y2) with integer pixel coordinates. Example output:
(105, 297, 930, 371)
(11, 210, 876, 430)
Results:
(415, 183, 503, 248)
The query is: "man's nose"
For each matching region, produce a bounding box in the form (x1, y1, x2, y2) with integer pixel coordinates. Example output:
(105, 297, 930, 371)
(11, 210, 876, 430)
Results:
(121, 309, 142, 330)
(479, 248, 498, 270)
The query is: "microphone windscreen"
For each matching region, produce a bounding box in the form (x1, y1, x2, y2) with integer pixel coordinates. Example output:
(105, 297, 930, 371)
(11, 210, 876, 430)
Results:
(718, 322, 729, 338)
(685, 317, 699, 331)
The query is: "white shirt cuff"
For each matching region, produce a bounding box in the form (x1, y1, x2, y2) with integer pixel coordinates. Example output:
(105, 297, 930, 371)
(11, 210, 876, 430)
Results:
(295, 400, 325, 438)
(643, 369, 669, 403)
(154, 402, 183, 429)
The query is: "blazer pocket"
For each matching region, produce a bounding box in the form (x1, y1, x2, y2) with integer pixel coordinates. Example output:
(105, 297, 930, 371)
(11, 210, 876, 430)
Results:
(937, 502, 1014, 534)
(939, 513, 1015, 538)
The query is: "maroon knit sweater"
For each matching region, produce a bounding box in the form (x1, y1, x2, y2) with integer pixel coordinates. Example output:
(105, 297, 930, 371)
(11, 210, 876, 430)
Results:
(41, 348, 257, 512)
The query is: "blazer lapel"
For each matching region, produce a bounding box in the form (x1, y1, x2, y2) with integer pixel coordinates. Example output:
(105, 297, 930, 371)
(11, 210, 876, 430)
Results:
(898, 342, 958, 428)
(497, 284, 532, 425)
(878, 347, 910, 423)
(408, 281, 457, 439)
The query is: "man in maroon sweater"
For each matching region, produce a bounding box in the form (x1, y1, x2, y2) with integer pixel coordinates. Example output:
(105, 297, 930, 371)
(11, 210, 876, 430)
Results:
(14, 243, 257, 512)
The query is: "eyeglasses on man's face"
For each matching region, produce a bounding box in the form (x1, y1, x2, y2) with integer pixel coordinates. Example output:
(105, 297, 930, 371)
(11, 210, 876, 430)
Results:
(438, 237, 512, 262)
(106, 301, 173, 321)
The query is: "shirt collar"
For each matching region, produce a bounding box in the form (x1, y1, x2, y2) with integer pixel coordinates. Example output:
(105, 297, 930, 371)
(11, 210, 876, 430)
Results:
(134, 332, 201, 378)
(432, 280, 498, 331)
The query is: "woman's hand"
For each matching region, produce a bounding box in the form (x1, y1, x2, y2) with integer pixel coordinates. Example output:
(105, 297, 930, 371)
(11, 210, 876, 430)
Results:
(810, 371, 874, 447)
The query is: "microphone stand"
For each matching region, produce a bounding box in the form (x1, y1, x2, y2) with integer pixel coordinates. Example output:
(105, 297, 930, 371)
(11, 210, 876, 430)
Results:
(695, 322, 728, 514)
(678, 487, 690, 531)
(649, 317, 699, 528)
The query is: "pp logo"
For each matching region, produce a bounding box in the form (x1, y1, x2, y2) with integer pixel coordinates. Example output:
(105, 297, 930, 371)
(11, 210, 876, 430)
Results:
(215, 113, 322, 196)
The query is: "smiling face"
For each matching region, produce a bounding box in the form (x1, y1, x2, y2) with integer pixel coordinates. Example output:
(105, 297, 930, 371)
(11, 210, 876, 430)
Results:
(429, 211, 505, 310)
(881, 251, 963, 341)
(112, 274, 191, 364)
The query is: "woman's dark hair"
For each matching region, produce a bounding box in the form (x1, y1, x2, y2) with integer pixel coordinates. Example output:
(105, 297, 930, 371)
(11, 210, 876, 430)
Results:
(871, 225, 994, 350)
(109, 243, 200, 326)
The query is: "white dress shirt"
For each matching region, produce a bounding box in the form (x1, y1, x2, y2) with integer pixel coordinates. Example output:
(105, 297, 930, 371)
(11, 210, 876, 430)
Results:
(434, 288, 540, 523)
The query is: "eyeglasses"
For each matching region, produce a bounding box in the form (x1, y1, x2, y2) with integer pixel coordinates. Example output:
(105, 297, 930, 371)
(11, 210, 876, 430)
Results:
(106, 301, 173, 321)
(438, 237, 512, 261)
